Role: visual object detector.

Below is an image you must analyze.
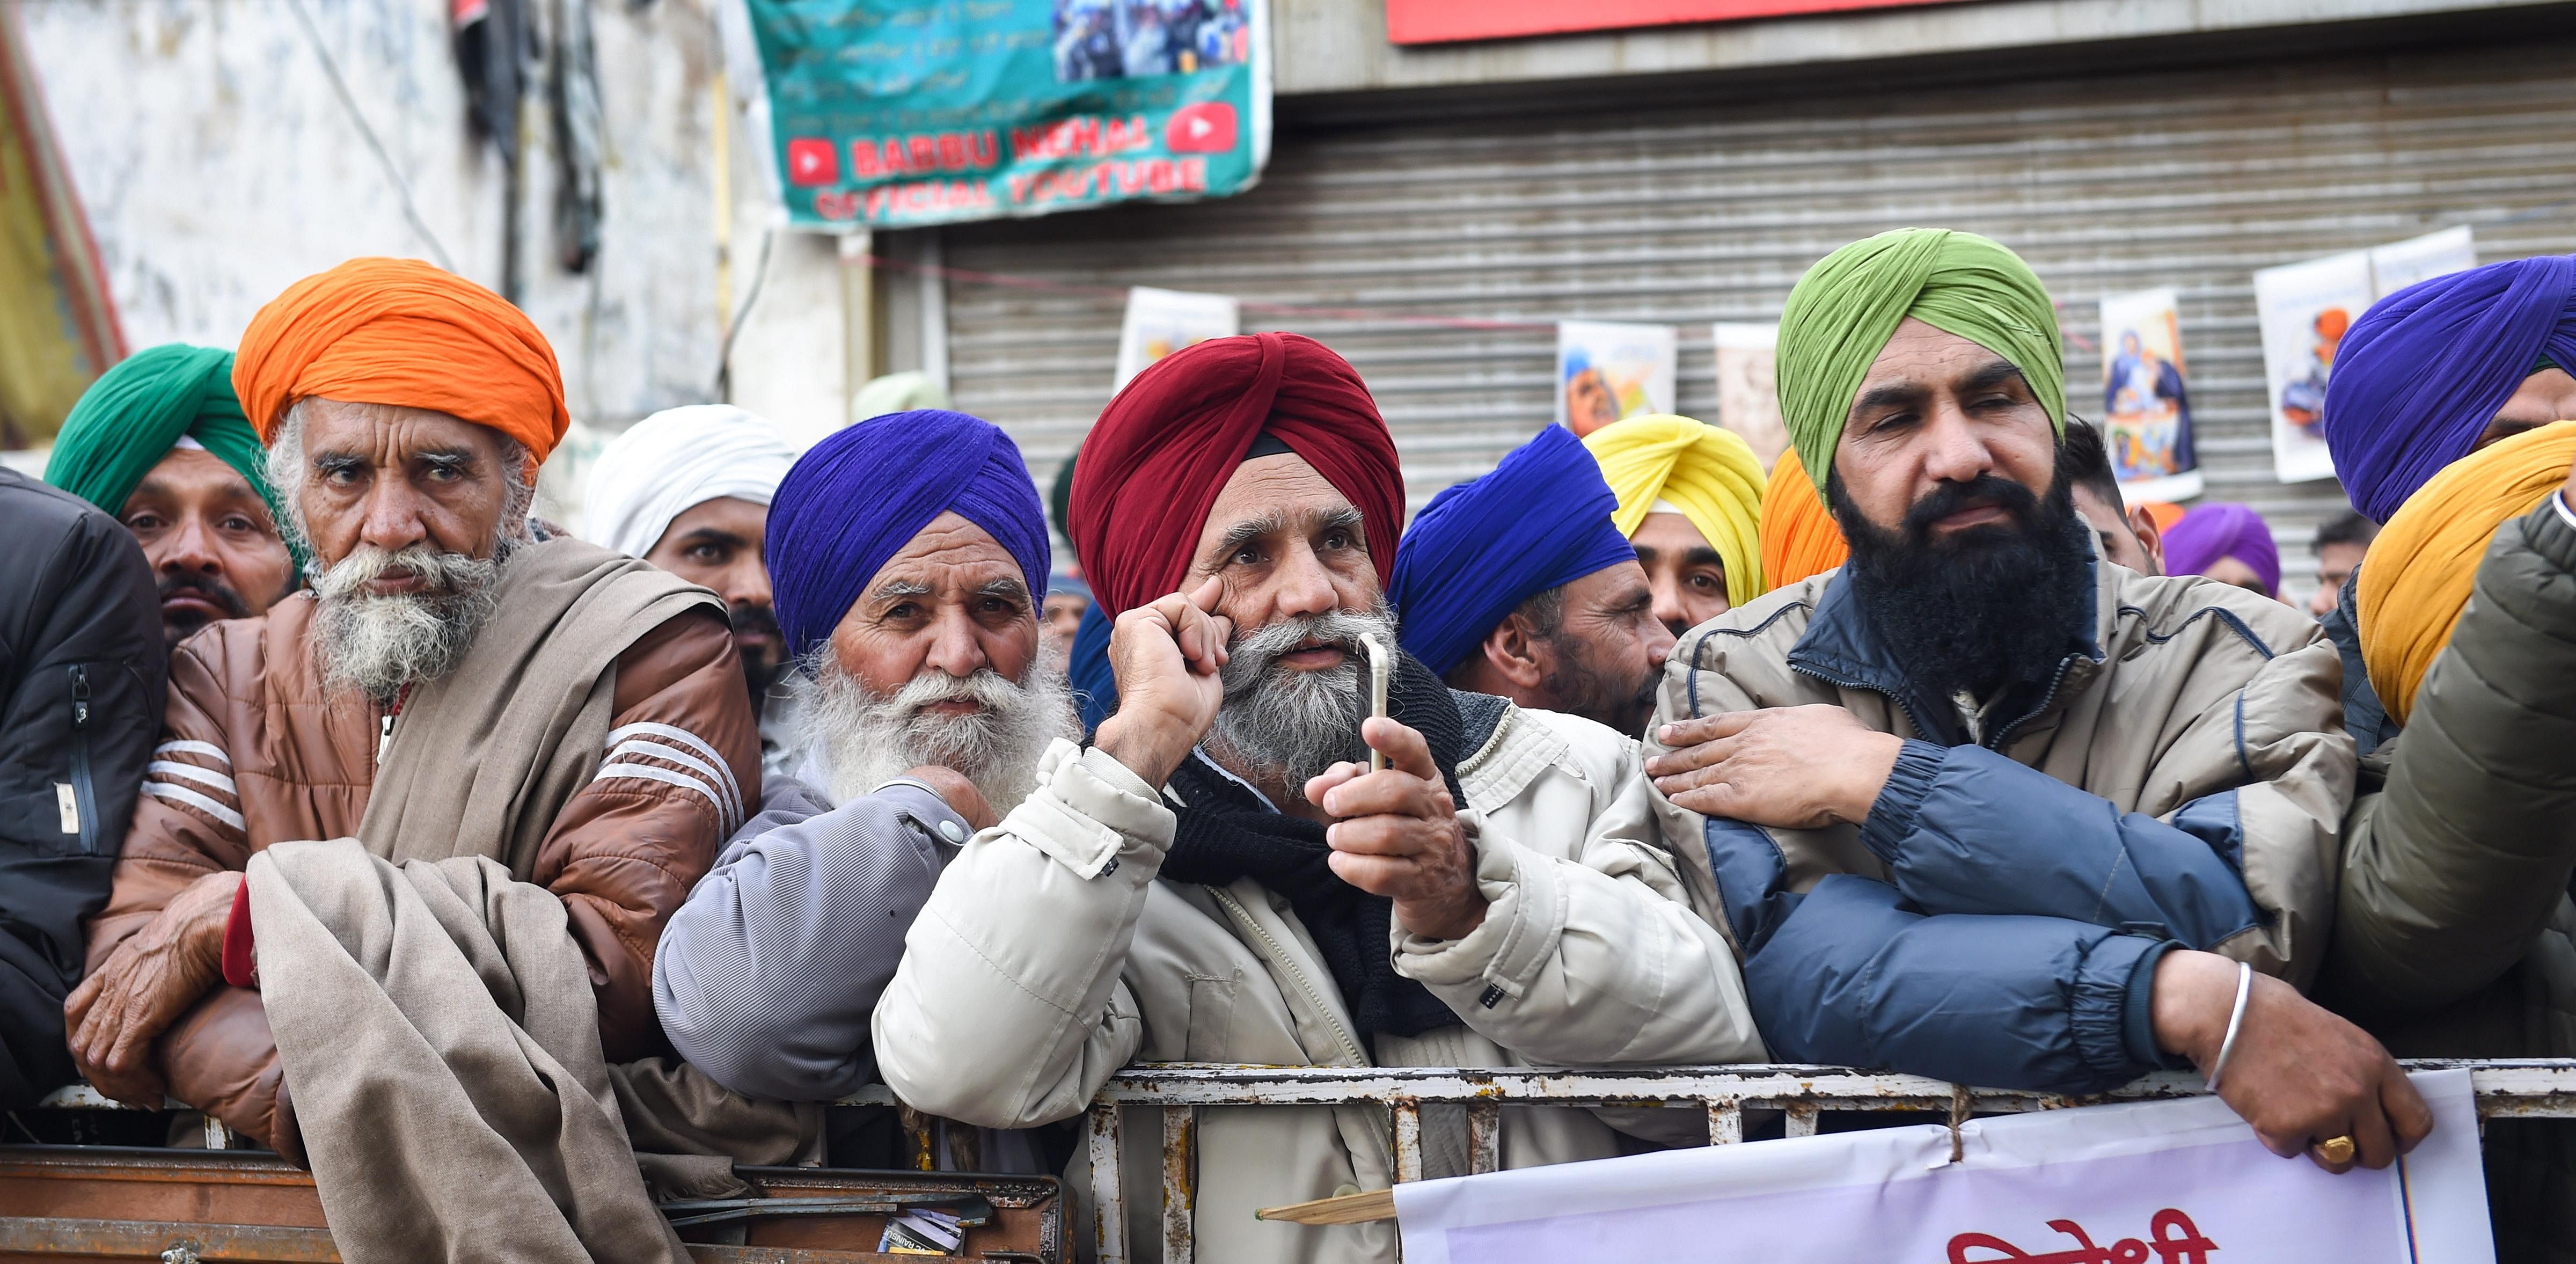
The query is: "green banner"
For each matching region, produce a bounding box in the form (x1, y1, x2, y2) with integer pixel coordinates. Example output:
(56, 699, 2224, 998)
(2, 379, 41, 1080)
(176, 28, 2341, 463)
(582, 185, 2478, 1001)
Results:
(745, 0, 1268, 229)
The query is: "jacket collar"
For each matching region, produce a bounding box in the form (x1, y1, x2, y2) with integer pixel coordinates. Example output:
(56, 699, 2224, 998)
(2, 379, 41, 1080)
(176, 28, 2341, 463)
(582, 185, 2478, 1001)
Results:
(1785, 526, 2109, 748)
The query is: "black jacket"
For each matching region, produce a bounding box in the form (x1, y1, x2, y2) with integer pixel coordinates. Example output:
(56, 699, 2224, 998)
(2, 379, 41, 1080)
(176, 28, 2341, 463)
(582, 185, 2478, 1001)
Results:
(0, 469, 164, 1107)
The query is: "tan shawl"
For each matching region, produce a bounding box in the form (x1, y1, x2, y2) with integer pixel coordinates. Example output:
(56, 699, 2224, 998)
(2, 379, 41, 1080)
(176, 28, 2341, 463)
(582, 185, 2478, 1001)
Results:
(256, 540, 822, 1263)
(357, 536, 713, 874)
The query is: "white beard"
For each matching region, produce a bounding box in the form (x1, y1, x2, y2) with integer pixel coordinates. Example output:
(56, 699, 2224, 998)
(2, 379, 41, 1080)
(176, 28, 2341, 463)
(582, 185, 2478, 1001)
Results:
(310, 543, 506, 700)
(788, 654, 1077, 816)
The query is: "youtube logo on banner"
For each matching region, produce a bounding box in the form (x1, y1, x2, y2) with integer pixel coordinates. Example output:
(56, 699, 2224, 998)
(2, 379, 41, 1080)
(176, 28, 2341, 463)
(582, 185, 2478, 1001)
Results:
(1164, 102, 1237, 155)
(785, 137, 839, 186)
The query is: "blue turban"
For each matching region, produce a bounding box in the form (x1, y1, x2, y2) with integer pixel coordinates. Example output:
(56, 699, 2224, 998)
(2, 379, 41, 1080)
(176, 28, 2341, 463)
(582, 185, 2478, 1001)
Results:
(1388, 425, 1638, 678)
(767, 408, 1051, 664)
(2325, 255, 2576, 522)
(1069, 602, 1117, 732)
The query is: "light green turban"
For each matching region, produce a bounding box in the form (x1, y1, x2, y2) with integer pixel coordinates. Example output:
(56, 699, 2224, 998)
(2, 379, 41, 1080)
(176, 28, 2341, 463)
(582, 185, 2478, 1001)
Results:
(1775, 228, 2065, 492)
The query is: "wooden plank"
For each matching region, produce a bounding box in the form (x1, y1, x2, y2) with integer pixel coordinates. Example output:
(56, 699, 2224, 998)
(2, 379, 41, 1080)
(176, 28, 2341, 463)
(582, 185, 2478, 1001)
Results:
(1255, 1189, 1395, 1226)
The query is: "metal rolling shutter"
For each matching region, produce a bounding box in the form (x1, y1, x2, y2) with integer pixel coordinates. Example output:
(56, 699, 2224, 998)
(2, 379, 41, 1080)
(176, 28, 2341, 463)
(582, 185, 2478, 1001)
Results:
(934, 38, 2576, 604)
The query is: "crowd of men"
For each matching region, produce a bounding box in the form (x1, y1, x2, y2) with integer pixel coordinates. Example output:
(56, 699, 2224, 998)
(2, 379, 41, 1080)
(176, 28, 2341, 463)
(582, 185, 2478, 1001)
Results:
(0, 228, 2569, 1263)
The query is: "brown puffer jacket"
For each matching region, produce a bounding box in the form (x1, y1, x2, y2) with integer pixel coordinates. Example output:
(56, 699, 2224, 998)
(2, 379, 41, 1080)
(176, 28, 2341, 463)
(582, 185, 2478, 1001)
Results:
(84, 589, 757, 1159)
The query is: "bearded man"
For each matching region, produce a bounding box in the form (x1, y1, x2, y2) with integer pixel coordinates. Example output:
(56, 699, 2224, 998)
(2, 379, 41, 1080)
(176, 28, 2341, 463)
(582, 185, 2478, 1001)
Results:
(584, 405, 800, 775)
(875, 333, 1762, 1264)
(64, 259, 757, 1162)
(1645, 228, 2427, 1175)
(46, 344, 301, 646)
(654, 410, 1072, 1127)
(1388, 424, 1672, 736)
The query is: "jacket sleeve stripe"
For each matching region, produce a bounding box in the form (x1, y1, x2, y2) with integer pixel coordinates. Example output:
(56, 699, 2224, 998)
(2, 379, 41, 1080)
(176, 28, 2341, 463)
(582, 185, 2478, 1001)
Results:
(605, 722, 743, 817)
(593, 763, 734, 828)
(155, 739, 232, 764)
(602, 738, 743, 825)
(149, 759, 239, 797)
(143, 780, 247, 832)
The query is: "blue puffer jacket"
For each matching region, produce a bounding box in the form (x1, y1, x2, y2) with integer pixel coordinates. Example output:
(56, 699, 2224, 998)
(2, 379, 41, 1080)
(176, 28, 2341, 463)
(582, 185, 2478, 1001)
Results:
(1649, 545, 2353, 1095)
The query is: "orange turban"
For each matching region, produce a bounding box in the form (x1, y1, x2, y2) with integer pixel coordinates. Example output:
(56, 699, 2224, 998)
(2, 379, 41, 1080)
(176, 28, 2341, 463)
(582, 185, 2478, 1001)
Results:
(232, 258, 567, 476)
(2357, 420, 2576, 727)
(1760, 446, 1849, 589)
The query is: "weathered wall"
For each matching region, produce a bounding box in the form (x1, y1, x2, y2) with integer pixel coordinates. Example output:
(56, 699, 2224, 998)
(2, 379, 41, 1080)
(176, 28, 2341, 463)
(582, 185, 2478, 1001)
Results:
(14, 0, 763, 430)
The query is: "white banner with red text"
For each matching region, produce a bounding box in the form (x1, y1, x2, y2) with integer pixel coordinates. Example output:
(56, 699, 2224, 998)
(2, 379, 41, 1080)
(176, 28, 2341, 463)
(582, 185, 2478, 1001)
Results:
(1393, 1069, 2490, 1264)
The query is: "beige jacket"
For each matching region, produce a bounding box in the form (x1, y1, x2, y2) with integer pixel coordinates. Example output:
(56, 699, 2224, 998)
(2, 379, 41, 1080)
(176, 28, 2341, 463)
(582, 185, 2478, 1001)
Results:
(1653, 549, 2352, 1093)
(874, 703, 1761, 1264)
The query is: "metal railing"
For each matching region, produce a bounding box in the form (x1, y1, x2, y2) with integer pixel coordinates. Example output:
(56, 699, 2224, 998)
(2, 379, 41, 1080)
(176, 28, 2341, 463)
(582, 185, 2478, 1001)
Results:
(851, 1058, 2576, 1264)
(41, 1060, 2576, 1264)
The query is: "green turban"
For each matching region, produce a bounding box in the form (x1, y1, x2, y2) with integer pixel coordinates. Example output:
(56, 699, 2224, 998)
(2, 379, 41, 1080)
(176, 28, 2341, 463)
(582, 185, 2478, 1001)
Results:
(45, 344, 305, 570)
(1776, 228, 2065, 492)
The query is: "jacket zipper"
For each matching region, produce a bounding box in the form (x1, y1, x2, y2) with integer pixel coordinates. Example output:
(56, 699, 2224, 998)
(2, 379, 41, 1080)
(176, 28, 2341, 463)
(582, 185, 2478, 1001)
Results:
(1206, 885, 1370, 1068)
(1790, 662, 1942, 744)
(67, 665, 100, 854)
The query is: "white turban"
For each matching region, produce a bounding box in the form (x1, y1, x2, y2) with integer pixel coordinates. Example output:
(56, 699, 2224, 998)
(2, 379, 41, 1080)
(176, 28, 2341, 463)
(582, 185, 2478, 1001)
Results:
(583, 405, 799, 559)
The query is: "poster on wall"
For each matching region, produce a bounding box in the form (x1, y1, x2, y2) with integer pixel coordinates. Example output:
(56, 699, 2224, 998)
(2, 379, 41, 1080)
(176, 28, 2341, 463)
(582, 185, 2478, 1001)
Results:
(2255, 227, 2477, 483)
(1115, 286, 1239, 388)
(1711, 323, 1787, 471)
(740, 0, 1270, 229)
(2255, 250, 2375, 484)
(2097, 288, 2201, 503)
(1557, 320, 1676, 437)
(1393, 1071, 2491, 1264)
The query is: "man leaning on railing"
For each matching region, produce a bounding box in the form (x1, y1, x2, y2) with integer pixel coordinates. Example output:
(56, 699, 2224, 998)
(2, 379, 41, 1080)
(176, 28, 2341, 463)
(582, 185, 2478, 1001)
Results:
(1642, 229, 2428, 1173)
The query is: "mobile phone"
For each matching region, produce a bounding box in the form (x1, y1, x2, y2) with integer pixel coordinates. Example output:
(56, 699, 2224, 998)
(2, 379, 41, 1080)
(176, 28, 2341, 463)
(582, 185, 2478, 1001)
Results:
(1363, 634, 1393, 772)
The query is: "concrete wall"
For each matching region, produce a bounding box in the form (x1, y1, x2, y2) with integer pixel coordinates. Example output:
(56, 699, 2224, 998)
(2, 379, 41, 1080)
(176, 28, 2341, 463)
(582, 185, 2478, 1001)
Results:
(14, 0, 770, 432)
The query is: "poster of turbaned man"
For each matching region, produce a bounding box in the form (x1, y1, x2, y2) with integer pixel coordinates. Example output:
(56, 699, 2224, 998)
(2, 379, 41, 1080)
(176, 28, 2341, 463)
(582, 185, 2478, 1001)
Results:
(1556, 321, 1677, 437)
(2256, 227, 2476, 483)
(2098, 288, 2201, 503)
(1392, 1071, 2492, 1264)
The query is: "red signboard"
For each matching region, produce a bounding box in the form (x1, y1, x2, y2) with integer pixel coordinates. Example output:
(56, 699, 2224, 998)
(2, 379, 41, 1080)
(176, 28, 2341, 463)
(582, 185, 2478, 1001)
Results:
(1386, 0, 1960, 45)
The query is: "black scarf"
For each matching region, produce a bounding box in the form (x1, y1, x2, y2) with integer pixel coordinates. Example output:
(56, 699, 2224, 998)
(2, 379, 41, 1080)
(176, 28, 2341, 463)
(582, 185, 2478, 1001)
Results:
(1159, 651, 1468, 1040)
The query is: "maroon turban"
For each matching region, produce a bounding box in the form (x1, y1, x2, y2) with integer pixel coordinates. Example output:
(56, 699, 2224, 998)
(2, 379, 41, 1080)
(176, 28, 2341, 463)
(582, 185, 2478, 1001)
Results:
(1070, 332, 1403, 617)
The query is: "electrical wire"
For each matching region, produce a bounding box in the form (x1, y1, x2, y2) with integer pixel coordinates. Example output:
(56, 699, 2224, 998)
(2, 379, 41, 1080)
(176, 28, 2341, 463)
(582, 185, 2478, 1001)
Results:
(714, 224, 777, 400)
(285, 0, 457, 273)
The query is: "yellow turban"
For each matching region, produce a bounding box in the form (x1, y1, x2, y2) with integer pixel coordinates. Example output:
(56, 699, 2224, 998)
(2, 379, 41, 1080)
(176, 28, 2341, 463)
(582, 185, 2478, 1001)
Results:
(1582, 414, 1767, 607)
(2357, 420, 2576, 727)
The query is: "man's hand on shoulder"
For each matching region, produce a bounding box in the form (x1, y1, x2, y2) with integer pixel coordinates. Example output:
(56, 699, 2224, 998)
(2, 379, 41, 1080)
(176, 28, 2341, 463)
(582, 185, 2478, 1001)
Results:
(1648, 705, 1904, 829)
(1307, 717, 1485, 941)
(1095, 576, 1232, 790)
(63, 870, 239, 1107)
(2153, 949, 2433, 1173)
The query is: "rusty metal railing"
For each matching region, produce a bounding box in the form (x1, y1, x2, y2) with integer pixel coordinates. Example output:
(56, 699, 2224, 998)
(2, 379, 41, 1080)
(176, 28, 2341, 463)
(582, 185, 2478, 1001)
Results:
(847, 1058, 2576, 1264)
(42, 1060, 2576, 1264)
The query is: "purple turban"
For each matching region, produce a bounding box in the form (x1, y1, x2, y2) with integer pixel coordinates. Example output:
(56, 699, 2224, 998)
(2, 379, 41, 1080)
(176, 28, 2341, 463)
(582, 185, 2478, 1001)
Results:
(2324, 255, 2576, 522)
(2161, 502, 2280, 597)
(1389, 425, 1637, 677)
(767, 408, 1050, 665)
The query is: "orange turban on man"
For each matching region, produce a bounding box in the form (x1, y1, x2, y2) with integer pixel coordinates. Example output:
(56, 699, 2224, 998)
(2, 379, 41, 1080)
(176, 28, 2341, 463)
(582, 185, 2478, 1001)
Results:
(232, 258, 568, 478)
(1759, 446, 1849, 589)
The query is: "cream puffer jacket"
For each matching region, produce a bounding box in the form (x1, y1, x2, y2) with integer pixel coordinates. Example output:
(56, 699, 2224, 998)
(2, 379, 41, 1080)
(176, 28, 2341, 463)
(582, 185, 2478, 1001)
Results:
(873, 702, 1764, 1264)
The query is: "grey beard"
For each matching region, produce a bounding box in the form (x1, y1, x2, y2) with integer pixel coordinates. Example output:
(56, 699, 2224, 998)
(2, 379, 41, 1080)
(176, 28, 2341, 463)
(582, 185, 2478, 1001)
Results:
(1208, 602, 1399, 790)
(788, 654, 1077, 817)
(311, 543, 507, 700)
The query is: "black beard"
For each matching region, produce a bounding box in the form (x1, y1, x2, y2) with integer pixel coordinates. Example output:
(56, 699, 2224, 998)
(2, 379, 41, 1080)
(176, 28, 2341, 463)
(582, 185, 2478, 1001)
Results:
(732, 602, 785, 700)
(1828, 462, 2094, 704)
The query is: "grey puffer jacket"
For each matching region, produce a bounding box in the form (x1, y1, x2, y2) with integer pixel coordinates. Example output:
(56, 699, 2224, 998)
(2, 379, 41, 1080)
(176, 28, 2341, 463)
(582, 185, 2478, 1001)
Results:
(2315, 493, 2576, 1264)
